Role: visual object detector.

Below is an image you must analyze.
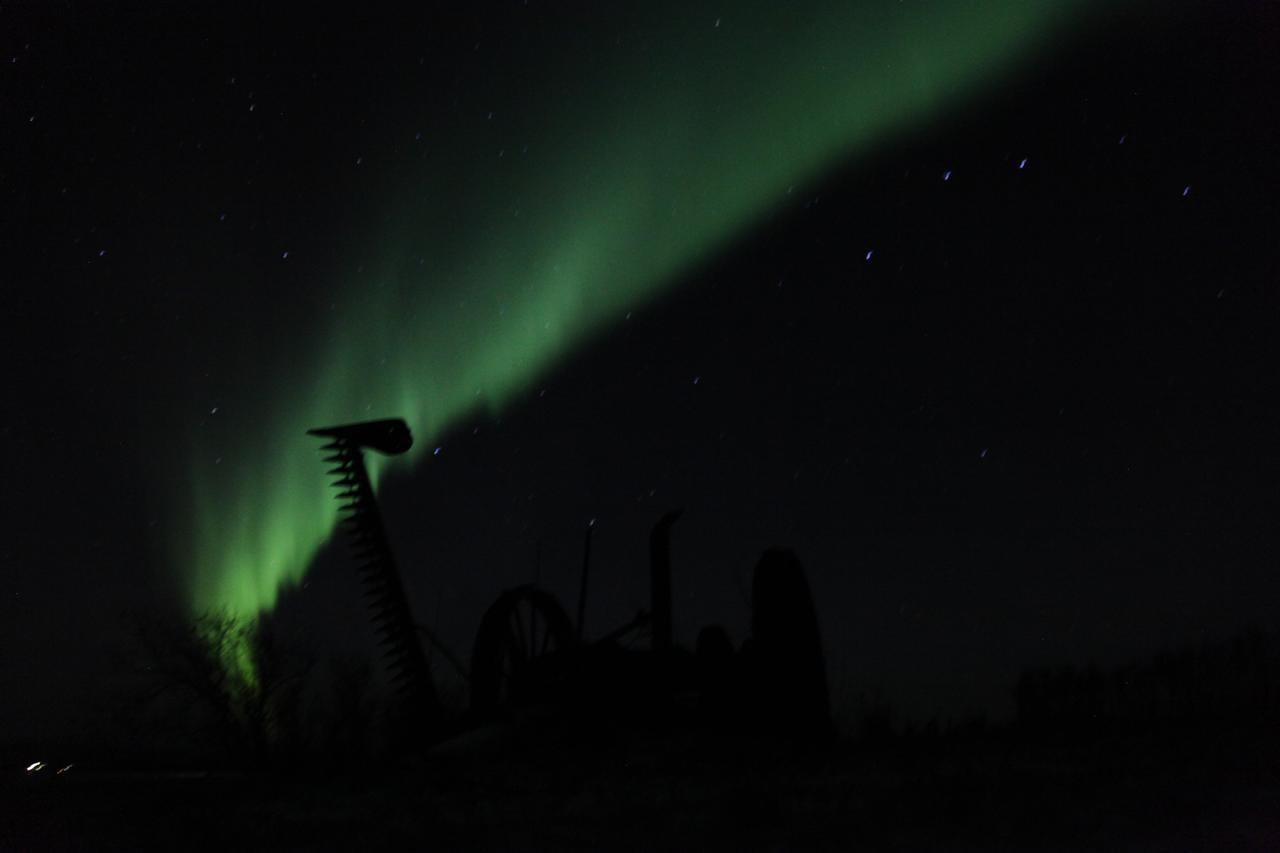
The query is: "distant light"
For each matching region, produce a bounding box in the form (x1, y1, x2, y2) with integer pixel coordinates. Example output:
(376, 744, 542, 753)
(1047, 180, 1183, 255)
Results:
(943, 170, 952, 181)
(979, 448, 989, 459)
(433, 446, 441, 456)
(1182, 185, 1191, 197)
(26, 762, 45, 772)
(588, 517, 597, 528)
(1018, 158, 1028, 170)
(281, 250, 290, 259)
(57, 764, 74, 775)
(865, 250, 873, 261)
(692, 376, 701, 385)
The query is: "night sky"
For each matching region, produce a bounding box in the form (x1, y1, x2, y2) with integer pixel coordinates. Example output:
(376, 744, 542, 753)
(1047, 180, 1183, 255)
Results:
(5, 1, 1279, 743)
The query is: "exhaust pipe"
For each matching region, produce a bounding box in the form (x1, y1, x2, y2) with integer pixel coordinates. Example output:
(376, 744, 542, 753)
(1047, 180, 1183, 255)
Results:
(649, 509, 683, 652)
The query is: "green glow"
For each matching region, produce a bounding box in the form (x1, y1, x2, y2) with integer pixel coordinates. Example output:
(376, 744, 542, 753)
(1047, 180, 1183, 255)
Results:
(181, 1, 1103, 618)
(194, 610, 261, 696)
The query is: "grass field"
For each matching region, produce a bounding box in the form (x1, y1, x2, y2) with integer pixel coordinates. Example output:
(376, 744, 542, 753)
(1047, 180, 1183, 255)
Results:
(6, 713, 1279, 852)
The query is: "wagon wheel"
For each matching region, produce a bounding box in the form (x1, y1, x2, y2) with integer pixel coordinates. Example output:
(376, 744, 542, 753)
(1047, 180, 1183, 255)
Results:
(470, 585, 576, 713)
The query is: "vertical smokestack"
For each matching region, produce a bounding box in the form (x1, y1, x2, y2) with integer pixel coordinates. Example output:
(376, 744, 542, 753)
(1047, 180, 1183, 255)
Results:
(576, 520, 593, 643)
(649, 509, 683, 652)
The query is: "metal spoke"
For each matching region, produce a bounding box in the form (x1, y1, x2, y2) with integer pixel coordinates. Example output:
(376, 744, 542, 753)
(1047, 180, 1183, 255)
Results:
(511, 606, 528, 659)
(529, 603, 538, 659)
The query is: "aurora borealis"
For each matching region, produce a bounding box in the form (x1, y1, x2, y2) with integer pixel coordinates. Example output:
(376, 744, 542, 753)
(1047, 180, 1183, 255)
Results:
(181, 0, 1102, 620)
(10, 0, 1280, 792)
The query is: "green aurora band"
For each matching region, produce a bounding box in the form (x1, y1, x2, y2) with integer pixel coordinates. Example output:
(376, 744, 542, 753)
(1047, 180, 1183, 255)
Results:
(182, 1, 1105, 620)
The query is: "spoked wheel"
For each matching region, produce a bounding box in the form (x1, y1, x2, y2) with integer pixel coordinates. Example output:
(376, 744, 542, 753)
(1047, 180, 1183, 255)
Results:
(470, 585, 576, 713)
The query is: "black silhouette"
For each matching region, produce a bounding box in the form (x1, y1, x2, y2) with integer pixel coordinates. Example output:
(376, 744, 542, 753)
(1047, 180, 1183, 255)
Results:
(648, 508, 682, 652)
(745, 548, 833, 741)
(307, 417, 834, 750)
(309, 419, 441, 734)
(469, 584, 576, 712)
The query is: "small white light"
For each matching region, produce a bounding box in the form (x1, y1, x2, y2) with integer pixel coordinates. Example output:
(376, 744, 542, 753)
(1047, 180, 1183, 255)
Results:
(26, 761, 45, 772)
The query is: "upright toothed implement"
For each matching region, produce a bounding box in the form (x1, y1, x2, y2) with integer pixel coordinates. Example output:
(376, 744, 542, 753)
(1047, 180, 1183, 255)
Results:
(306, 417, 831, 747)
(308, 419, 441, 726)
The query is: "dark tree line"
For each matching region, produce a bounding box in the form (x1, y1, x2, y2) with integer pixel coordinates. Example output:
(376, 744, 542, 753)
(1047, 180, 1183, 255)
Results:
(1016, 629, 1279, 734)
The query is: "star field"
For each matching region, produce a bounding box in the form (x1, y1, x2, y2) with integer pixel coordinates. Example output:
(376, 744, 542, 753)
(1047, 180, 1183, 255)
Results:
(5, 0, 1279, 733)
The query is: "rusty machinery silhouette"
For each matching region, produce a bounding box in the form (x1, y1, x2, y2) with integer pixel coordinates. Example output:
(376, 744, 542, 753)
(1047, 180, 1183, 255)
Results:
(309, 417, 831, 744)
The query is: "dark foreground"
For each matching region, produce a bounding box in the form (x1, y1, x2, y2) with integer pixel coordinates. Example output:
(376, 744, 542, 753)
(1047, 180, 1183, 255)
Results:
(5, 716, 1279, 852)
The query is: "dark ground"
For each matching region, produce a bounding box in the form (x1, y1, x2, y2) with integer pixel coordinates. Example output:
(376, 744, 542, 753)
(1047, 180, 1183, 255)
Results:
(6, 714, 1280, 852)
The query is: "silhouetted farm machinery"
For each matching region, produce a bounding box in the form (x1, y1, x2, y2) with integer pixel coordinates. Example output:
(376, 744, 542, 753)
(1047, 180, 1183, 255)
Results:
(310, 417, 831, 746)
